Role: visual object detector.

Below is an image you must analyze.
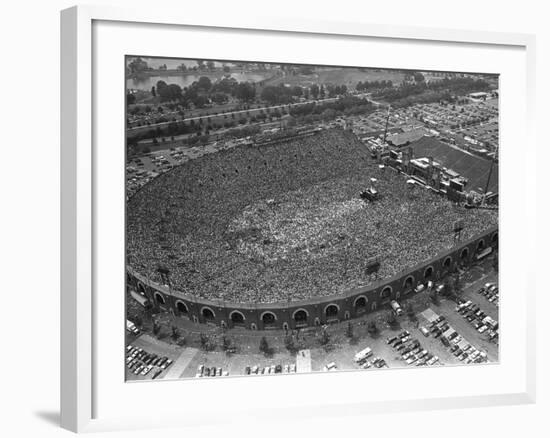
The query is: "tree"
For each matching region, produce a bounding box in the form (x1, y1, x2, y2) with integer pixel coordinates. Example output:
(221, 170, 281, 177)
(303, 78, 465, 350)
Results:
(367, 321, 379, 336)
(429, 289, 440, 305)
(345, 322, 354, 339)
(387, 311, 399, 328)
(131, 315, 142, 327)
(152, 320, 160, 336)
(156, 81, 183, 102)
(453, 273, 462, 295)
(259, 336, 272, 356)
(310, 84, 320, 99)
(221, 336, 233, 353)
(126, 92, 136, 105)
(413, 72, 425, 82)
(171, 325, 179, 341)
(127, 57, 149, 75)
(197, 76, 212, 92)
(405, 303, 417, 321)
(319, 328, 331, 346)
(284, 334, 296, 353)
(200, 333, 214, 351)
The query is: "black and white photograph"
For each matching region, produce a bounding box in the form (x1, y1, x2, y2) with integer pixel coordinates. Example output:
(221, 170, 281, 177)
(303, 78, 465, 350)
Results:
(124, 57, 500, 381)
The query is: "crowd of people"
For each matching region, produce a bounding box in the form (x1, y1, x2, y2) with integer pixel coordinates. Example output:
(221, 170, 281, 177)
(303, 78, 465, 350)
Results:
(127, 128, 498, 304)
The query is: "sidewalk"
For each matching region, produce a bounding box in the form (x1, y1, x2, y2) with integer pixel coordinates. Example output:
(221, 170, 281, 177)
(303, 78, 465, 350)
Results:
(163, 347, 199, 380)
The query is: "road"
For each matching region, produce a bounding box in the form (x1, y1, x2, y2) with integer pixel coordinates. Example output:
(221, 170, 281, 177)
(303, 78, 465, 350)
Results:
(127, 96, 341, 132)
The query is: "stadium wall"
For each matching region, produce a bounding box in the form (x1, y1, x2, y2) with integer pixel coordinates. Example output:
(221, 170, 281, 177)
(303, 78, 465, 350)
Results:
(127, 226, 498, 331)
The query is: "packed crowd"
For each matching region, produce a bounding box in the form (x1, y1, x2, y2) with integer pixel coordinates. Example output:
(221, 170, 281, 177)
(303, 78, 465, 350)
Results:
(127, 129, 498, 304)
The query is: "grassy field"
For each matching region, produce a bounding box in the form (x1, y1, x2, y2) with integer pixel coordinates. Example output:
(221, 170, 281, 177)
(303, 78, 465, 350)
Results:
(265, 68, 405, 88)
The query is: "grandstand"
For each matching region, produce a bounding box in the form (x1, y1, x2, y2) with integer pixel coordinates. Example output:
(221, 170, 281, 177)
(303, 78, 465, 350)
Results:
(127, 128, 498, 305)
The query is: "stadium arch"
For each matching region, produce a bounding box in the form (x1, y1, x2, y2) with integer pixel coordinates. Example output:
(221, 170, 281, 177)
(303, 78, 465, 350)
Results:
(403, 275, 415, 293)
(229, 310, 246, 325)
(137, 282, 146, 295)
(353, 295, 368, 313)
(201, 306, 216, 321)
(292, 308, 309, 326)
(260, 311, 277, 327)
(154, 292, 165, 306)
(424, 266, 434, 280)
(380, 286, 392, 301)
(175, 300, 188, 315)
(324, 303, 340, 319)
(477, 239, 486, 251)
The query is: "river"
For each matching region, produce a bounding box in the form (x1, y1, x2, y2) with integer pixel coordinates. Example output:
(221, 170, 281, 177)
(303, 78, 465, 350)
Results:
(127, 71, 270, 91)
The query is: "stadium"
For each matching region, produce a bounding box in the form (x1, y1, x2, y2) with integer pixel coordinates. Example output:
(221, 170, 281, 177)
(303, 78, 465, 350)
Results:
(126, 128, 498, 330)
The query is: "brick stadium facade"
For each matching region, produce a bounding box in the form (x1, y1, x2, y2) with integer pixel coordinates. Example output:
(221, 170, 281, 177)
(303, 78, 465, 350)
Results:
(127, 226, 498, 331)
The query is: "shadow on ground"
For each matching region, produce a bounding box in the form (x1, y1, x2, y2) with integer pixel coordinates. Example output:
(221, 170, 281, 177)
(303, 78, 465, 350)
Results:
(34, 411, 59, 427)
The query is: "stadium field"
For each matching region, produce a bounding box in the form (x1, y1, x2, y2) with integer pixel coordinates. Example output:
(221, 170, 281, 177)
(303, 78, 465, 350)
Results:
(409, 136, 498, 194)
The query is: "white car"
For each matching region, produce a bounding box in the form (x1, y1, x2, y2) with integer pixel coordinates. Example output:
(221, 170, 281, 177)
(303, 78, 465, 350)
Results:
(427, 356, 439, 366)
(478, 325, 488, 333)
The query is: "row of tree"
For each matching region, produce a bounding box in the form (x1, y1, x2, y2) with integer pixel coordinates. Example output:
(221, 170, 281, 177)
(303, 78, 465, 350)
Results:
(355, 80, 393, 91)
(372, 76, 491, 108)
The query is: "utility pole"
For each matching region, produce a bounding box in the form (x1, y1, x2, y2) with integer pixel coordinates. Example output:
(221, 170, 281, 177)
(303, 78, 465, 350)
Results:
(382, 105, 392, 145)
(483, 144, 498, 199)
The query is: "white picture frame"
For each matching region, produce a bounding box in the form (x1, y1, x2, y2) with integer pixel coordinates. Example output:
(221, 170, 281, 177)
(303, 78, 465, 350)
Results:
(61, 5, 537, 433)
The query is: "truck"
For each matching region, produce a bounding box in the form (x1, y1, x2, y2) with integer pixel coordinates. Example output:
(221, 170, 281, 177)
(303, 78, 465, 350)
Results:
(126, 320, 140, 335)
(354, 347, 373, 363)
(390, 300, 404, 316)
